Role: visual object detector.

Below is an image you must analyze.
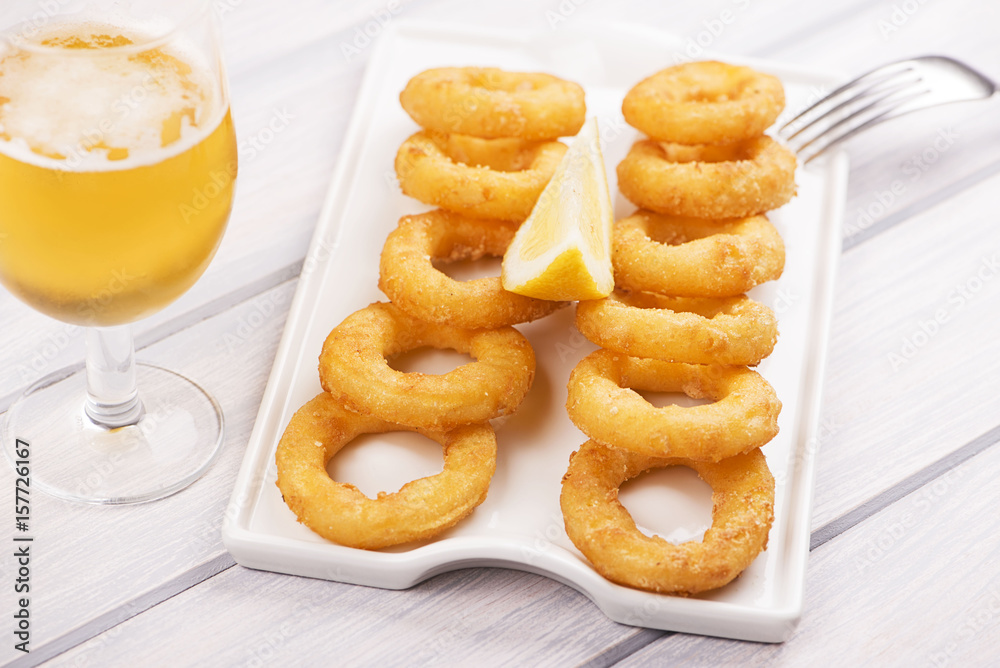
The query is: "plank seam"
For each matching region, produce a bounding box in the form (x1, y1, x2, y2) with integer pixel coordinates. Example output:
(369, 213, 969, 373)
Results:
(841, 157, 1000, 252)
(7, 554, 237, 668)
(0, 261, 302, 415)
(809, 423, 1000, 549)
(133, 261, 303, 351)
(590, 426, 1000, 666)
(575, 630, 670, 668)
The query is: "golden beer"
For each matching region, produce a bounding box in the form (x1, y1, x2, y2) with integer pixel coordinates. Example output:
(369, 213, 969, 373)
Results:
(0, 24, 237, 326)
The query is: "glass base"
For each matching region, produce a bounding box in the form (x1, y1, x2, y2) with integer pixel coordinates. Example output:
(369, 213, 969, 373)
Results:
(3, 363, 224, 505)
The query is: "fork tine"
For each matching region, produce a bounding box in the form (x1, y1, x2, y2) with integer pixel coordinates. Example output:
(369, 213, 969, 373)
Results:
(788, 84, 928, 153)
(779, 62, 916, 136)
(783, 74, 923, 143)
(799, 89, 932, 163)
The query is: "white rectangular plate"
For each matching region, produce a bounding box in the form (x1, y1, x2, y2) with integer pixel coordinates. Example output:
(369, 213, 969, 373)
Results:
(223, 19, 848, 643)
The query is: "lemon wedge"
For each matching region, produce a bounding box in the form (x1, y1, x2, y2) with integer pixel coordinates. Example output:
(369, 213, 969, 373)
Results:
(501, 116, 614, 301)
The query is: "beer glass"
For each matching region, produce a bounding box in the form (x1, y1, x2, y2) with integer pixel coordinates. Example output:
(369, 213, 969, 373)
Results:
(0, 0, 237, 503)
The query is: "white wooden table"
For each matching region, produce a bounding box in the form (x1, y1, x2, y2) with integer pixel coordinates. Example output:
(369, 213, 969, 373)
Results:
(3, 1, 1000, 665)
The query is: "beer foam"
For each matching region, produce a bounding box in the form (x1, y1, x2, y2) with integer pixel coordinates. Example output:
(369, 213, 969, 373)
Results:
(0, 21, 224, 171)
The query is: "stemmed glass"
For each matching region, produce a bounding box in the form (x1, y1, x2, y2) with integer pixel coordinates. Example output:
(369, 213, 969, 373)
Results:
(0, 0, 237, 504)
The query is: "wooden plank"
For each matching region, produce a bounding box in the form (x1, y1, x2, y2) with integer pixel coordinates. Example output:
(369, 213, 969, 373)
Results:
(39, 184, 1000, 664)
(810, 171, 1000, 528)
(3, 4, 996, 665)
(45, 567, 638, 667)
(28, 178, 1000, 666)
(761, 0, 1000, 246)
(0, 281, 296, 666)
(611, 432, 1000, 666)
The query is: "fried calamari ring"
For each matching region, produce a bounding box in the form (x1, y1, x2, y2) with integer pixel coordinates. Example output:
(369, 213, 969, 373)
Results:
(276, 393, 496, 550)
(560, 441, 774, 594)
(622, 61, 785, 144)
(442, 133, 558, 171)
(400, 67, 586, 140)
(616, 138, 797, 219)
(612, 210, 785, 297)
(565, 350, 780, 461)
(379, 211, 568, 329)
(395, 131, 566, 222)
(575, 291, 777, 366)
(319, 302, 535, 430)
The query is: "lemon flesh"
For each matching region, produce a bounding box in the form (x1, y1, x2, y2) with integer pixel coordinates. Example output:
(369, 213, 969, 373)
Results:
(502, 117, 614, 301)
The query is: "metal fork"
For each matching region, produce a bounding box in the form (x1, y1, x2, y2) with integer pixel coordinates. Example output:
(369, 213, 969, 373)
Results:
(778, 55, 996, 163)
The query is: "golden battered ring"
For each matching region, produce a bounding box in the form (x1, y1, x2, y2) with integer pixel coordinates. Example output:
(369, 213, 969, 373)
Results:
(565, 349, 781, 461)
(616, 138, 797, 219)
(378, 210, 568, 329)
(400, 67, 586, 140)
(276, 393, 496, 549)
(622, 61, 785, 144)
(575, 291, 778, 366)
(612, 210, 785, 297)
(560, 441, 774, 594)
(319, 302, 535, 430)
(395, 131, 567, 222)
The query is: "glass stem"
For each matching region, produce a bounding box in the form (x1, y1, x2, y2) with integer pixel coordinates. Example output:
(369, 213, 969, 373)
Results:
(85, 325, 144, 428)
